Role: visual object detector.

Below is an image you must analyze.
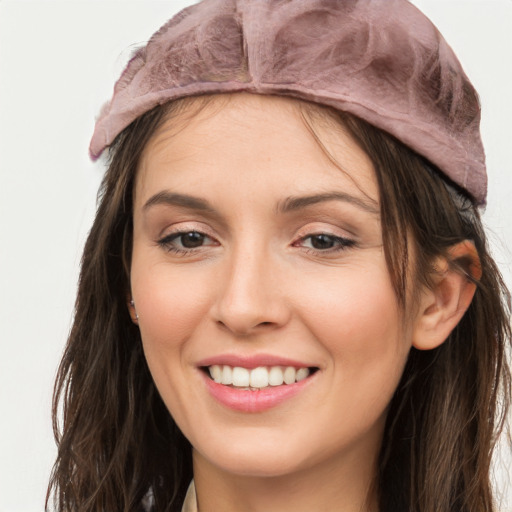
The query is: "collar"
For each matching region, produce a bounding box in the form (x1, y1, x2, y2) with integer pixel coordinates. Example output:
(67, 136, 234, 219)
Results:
(181, 480, 198, 512)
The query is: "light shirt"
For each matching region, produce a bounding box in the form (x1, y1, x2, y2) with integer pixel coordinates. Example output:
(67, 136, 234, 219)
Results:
(181, 481, 198, 512)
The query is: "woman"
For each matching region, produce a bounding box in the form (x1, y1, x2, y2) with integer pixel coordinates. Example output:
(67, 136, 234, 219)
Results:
(47, 1, 511, 511)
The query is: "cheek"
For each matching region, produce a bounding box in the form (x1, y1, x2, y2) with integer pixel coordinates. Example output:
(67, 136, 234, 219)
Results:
(131, 260, 214, 359)
(301, 263, 401, 340)
(130, 260, 217, 429)
(297, 263, 410, 395)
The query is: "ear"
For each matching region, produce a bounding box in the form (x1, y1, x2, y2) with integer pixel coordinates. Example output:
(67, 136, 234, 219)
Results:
(127, 296, 139, 325)
(412, 240, 481, 351)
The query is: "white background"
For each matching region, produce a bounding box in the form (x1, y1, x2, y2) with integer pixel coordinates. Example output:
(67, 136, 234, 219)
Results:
(0, 1, 511, 510)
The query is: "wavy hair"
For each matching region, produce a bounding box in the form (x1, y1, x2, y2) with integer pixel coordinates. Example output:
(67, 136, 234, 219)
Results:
(46, 98, 511, 512)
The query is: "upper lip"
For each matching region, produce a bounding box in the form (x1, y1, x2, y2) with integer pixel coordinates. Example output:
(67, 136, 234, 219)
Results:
(196, 353, 318, 370)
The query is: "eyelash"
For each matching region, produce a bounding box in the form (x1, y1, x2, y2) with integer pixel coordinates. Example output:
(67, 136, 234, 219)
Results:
(157, 230, 218, 255)
(157, 230, 355, 256)
(295, 233, 356, 254)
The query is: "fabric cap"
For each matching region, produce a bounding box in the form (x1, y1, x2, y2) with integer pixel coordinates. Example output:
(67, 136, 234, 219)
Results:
(90, 0, 487, 204)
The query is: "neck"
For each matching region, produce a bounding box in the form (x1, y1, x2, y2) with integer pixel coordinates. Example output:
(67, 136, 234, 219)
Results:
(192, 445, 379, 512)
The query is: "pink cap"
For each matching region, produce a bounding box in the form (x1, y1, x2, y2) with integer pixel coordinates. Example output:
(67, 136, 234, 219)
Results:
(90, 0, 486, 204)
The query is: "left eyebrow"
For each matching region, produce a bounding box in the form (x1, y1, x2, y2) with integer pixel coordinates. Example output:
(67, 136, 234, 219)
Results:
(277, 192, 379, 215)
(143, 191, 217, 214)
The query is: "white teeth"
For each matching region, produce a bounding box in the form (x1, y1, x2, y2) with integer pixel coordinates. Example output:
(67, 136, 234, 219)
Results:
(250, 367, 269, 388)
(209, 365, 222, 383)
(232, 367, 250, 387)
(221, 365, 233, 385)
(283, 366, 296, 385)
(268, 366, 284, 386)
(296, 367, 310, 382)
(208, 365, 313, 388)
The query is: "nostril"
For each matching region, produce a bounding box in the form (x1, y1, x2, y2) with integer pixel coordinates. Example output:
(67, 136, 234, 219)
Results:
(215, 318, 276, 336)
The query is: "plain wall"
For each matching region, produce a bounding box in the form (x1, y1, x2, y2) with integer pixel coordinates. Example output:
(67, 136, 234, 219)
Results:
(0, 1, 510, 510)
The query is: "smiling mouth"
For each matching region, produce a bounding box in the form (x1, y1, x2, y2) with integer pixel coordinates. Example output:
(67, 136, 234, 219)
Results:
(202, 365, 319, 390)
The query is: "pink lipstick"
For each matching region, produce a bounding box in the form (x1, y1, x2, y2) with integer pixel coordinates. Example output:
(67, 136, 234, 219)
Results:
(197, 354, 318, 413)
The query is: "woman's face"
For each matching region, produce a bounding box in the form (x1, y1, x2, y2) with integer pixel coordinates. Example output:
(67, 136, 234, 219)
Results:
(130, 94, 417, 479)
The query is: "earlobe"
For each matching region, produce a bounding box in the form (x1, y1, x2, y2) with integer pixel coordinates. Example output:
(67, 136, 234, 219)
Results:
(127, 297, 139, 325)
(412, 241, 480, 351)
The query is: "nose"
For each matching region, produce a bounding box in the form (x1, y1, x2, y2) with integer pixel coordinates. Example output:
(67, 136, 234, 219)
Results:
(212, 246, 291, 337)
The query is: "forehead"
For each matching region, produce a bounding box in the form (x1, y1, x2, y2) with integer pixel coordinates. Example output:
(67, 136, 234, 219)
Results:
(136, 93, 378, 207)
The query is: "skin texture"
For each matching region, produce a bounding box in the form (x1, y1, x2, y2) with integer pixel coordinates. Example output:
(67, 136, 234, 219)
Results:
(129, 94, 477, 512)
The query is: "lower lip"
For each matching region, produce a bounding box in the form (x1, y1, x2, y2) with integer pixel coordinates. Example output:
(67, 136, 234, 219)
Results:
(201, 371, 315, 413)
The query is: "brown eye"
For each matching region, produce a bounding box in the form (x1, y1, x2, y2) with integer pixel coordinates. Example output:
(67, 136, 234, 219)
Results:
(309, 234, 336, 250)
(179, 232, 206, 248)
(158, 230, 218, 254)
(297, 233, 356, 253)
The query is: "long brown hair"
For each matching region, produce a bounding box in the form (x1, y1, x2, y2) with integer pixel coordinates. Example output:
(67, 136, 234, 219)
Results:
(336, 111, 511, 512)
(46, 98, 511, 512)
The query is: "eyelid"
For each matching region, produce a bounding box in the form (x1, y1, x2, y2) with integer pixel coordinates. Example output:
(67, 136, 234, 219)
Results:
(293, 233, 355, 248)
(292, 222, 355, 242)
(156, 220, 218, 240)
(156, 221, 221, 254)
(159, 230, 217, 245)
(291, 223, 357, 255)
(157, 231, 219, 258)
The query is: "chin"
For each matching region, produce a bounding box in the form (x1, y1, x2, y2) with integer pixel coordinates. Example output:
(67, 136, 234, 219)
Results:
(192, 432, 315, 478)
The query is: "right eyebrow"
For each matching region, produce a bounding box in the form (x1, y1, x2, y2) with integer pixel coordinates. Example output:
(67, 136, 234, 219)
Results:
(143, 191, 217, 214)
(277, 192, 379, 215)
